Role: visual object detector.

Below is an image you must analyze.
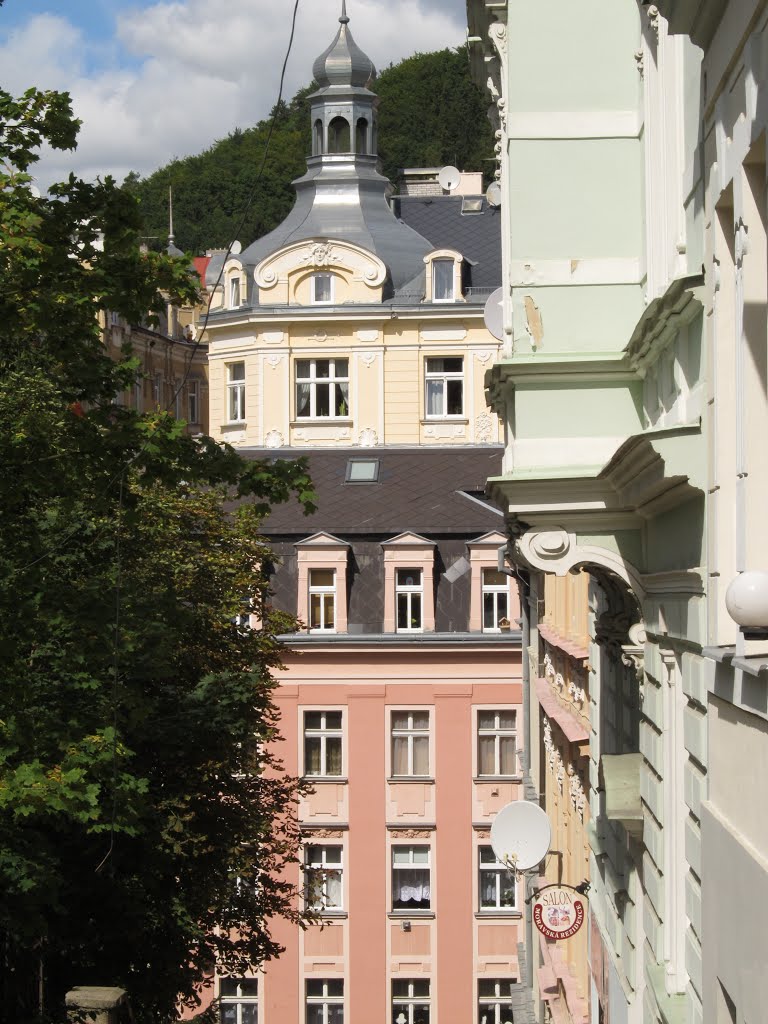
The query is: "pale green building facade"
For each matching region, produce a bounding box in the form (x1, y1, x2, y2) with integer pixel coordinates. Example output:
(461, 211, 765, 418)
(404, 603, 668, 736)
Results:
(467, 2, 768, 1023)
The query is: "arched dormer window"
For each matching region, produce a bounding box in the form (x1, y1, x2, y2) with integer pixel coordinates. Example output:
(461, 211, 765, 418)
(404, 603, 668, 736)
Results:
(313, 119, 324, 155)
(423, 249, 464, 303)
(355, 117, 368, 154)
(328, 116, 351, 154)
(224, 261, 246, 309)
(311, 272, 335, 305)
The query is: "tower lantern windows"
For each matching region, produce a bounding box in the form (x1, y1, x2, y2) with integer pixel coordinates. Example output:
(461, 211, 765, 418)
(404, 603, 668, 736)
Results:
(355, 117, 368, 154)
(313, 119, 324, 156)
(328, 116, 351, 154)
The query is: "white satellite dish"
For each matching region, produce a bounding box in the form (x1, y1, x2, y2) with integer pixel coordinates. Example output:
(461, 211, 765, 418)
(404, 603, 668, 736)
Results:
(230, 240, 242, 255)
(490, 800, 551, 872)
(483, 286, 505, 342)
(438, 165, 461, 193)
(486, 181, 502, 208)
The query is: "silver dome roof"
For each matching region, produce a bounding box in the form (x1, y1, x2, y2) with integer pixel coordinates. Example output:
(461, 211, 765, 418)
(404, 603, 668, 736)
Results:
(312, 1, 376, 89)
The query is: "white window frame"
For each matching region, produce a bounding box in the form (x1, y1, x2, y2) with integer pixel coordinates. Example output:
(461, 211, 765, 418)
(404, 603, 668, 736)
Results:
(295, 357, 350, 419)
(309, 568, 336, 633)
(227, 362, 246, 423)
(306, 979, 344, 1024)
(424, 357, 464, 418)
(229, 275, 242, 308)
(304, 710, 343, 778)
(304, 844, 343, 912)
(391, 845, 431, 912)
(220, 978, 258, 1024)
(482, 568, 510, 633)
(395, 568, 423, 633)
(392, 979, 431, 1024)
(391, 710, 430, 778)
(432, 258, 455, 302)
(188, 379, 200, 424)
(478, 979, 515, 1024)
(311, 272, 335, 305)
(478, 846, 517, 912)
(477, 710, 517, 778)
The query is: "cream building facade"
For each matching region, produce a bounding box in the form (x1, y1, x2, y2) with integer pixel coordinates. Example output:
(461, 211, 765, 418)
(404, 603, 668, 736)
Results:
(467, 1, 768, 1023)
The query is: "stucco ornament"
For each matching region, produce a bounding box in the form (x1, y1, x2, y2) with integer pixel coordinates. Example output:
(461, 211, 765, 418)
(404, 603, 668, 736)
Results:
(391, 829, 432, 839)
(358, 428, 378, 447)
(306, 828, 345, 839)
(475, 412, 493, 443)
(621, 621, 648, 682)
(514, 527, 646, 603)
(568, 682, 586, 709)
(555, 752, 565, 793)
(568, 764, 586, 818)
(646, 4, 660, 38)
(301, 242, 339, 268)
(634, 49, 645, 79)
(543, 652, 555, 680)
(264, 430, 284, 449)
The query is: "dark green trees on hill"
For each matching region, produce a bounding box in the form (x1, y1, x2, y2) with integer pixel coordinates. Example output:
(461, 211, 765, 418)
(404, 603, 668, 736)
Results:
(127, 48, 494, 255)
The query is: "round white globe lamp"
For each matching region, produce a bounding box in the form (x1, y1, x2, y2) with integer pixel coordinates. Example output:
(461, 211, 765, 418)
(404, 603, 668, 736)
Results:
(725, 570, 768, 632)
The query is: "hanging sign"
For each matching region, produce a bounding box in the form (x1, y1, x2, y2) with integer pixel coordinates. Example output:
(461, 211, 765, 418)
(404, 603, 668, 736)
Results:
(532, 885, 586, 940)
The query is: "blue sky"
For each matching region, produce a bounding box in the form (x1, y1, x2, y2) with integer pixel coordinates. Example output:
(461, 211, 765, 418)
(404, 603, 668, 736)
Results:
(0, 0, 468, 187)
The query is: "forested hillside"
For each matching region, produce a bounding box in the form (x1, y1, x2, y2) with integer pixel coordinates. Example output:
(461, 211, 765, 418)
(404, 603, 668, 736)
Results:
(125, 48, 494, 255)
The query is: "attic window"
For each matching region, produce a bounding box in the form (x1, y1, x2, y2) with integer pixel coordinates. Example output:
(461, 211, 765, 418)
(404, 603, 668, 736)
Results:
(346, 459, 379, 483)
(461, 197, 484, 214)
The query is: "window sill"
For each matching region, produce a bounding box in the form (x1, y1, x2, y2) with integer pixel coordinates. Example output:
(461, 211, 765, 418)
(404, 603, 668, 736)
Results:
(475, 910, 522, 920)
(473, 775, 523, 784)
(309, 911, 348, 920)
(292, 418, 352, 426)
(221, 421, 247, 429)
(302, 776, 348, 785)
(387, 776, 434, 784)
(388, 911, 435, 919)
(421, 417, 468, 425)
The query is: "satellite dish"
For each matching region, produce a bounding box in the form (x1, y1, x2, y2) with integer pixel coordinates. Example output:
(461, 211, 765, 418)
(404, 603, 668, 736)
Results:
(230, 240, 242, 255)
(483, 286, 505, 342)
(490, 800, 551, 872)
(438, 165, 461, 192)
(486, 181, 502, 207)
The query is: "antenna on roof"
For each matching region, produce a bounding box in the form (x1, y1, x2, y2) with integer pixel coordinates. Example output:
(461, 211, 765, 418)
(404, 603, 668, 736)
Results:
(340, 0, 349, 24)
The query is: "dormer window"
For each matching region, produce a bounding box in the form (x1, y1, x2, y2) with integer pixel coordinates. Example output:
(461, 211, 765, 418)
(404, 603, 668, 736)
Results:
(311, 273, 334, 304)
(229, 276, 241, 308)
(432, 259, 455, 302)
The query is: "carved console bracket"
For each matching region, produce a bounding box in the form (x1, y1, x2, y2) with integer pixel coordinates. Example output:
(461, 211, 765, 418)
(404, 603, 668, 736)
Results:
(513, 527, 646, 605)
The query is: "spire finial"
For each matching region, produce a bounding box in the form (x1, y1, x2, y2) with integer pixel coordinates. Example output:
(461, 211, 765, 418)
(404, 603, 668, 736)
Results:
(168, 185, 175, 245)
(339, 0, 349, 24)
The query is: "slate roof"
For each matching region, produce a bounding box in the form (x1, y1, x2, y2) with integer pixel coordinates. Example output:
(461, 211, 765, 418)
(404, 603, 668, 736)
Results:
(244, 446, 505, 537)
(393, 195, 502, 291)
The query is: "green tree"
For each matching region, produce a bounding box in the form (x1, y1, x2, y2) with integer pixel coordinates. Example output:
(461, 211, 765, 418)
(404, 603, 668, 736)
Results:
(127, 48, 493, 254)
(0, 88, 316, 1022)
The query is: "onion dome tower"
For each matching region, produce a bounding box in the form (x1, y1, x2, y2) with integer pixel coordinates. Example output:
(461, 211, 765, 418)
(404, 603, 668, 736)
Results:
(234, 0, 432, 297)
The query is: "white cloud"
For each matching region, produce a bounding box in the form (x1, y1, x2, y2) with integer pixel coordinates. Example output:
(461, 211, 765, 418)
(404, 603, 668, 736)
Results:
(0, 0, 465, 190)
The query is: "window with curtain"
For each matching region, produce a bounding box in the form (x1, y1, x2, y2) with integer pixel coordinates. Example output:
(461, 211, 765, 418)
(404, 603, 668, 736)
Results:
(478, 846, 516, 911)
(477, 710, 516, 777)
(227, 362, 246, 422)
(392, 979, 430, 1024)
(304, 710, 343, 777)
(425, 357, 463, 417)
(482, 568, 510, 632)
(304, 845, 343, 912)
(309, 568, 336, 632)
(396, 569, 423, 632)
(391, 710, 429, 776)
(431, 258, 455, 301)
(296, 358, 349, 418)
(392, 846, 431, 910)
(220, 978, 258, 1024)
(306, 979, 344, 1024)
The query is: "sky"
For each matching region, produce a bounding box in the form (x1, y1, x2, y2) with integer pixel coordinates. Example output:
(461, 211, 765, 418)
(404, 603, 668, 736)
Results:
(0, 0, 469, 190)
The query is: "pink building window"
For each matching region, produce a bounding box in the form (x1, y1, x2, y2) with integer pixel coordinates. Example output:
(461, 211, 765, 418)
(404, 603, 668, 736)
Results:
(296, 533, 349, 634)
(309, 568, 336, 632)
(478, 979, 516, 1023)
(304, 844, 343, 912)
(477, 710, 517, 777)
(392, 979, 430, 1023)
(482, 568, 510, 632)
(478, 846, 517, 911)
(392, 846, 431, 911)
(306, 979, 344, 1024)
(382, 533, 435, 633)
(304, 710, 343, 777)
(220, 978, 258, 1024)
(396, 569, 423, 632)
(391, 710, 430, 777)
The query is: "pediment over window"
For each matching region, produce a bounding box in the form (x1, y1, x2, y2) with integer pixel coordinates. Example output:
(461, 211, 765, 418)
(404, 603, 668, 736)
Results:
(468, 530, 507, 548)
(382, 531, 435, 548)
(296, 531, 349, 549)
(254, 238, 387, 305)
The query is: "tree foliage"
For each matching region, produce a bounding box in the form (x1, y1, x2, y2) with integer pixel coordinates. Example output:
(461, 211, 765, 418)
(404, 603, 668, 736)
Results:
(127, 48, 494, 254)
(0, 88, 316, 1022)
